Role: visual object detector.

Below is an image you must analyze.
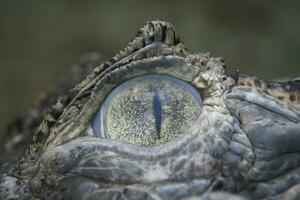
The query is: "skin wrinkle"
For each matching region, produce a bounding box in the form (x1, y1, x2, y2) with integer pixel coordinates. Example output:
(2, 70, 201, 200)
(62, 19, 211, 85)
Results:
(225, 99, 272, 155)
(226, 88, 300, 122)
(256, 168, 300, 197)
(39, 140, 218, 184)
(41, 119, 204, 162)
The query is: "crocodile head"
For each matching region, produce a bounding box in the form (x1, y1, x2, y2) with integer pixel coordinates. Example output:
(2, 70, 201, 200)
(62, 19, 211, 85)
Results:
(1, 21, 300, 200)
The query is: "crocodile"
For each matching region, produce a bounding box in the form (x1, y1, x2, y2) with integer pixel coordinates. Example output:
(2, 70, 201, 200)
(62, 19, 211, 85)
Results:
(1, 21, 300, 200)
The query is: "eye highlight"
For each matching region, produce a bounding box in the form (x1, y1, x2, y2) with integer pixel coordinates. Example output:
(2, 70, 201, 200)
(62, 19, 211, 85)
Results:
(92, 75, 202, 146)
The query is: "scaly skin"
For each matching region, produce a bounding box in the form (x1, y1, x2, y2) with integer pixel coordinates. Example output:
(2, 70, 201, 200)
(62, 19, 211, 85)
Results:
(1, 21, 300, 200)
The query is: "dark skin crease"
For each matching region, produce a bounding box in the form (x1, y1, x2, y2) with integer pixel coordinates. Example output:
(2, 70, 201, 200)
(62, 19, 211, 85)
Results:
(0, 21, 300, 200)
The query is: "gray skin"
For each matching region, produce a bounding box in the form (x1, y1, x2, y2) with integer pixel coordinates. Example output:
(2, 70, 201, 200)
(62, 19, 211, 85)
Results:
(1, 21, 300, 200)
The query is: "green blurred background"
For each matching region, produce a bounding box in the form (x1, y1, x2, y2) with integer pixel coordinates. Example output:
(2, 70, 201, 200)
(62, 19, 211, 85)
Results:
(0, 0, 300, 136)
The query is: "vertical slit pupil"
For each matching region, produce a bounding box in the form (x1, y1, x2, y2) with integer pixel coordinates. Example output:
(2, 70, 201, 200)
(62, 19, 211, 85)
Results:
(153, 92, 162, 139)
(92, 74, 203, 145)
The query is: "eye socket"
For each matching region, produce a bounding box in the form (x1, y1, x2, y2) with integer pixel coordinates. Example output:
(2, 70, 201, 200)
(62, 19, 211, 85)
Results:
(92, 75, 202, 146)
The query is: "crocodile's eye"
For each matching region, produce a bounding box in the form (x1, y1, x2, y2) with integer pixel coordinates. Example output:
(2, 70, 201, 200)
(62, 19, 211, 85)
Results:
(92, 75, 202, 145)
